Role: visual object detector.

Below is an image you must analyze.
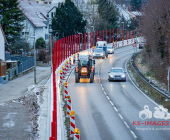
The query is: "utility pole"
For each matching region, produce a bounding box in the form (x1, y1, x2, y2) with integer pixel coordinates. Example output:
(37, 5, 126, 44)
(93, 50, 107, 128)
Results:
(34, 27, 36, 84)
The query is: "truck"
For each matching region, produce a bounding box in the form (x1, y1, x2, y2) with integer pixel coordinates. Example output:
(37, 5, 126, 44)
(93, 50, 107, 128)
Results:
(94, 41, 108, 59)
(75, 55, 95, 83)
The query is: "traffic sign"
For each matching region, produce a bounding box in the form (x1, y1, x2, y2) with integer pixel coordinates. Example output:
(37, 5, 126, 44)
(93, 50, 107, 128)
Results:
(132, 43, 136, 47)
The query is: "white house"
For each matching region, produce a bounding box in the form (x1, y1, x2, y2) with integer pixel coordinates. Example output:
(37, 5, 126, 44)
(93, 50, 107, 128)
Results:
(0, 24, 7, 61)
(19, 0, 49, 48)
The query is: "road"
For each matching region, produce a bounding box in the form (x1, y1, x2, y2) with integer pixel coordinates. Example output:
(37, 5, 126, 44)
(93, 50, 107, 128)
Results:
(68, 45, 170, 140)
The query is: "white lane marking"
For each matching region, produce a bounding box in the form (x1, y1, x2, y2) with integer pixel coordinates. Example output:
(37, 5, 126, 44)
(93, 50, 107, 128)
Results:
(104, 92, 106, 95)
(130, 130, 137, 139)
(118, 113, 123, 119)
(100, 84, 102, 86)
(125, 59, 159, 107)
(109, 101, 114, 106)
(102, 87, 104, 90)
(98, 73, 99, 75)
(106, 96, 110, 100)
(114, 107, 118, 112)
(98, 75, 99, 77)
(99, 77, 100, 80)
(124, 121, 130, 128)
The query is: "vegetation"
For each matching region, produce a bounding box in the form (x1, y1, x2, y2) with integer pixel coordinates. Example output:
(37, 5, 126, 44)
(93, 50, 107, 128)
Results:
(35, 37, 46, 49)
(52, 0, 86, 38)
(0, 0, 25, 50)
(97, 0, 118, 30)
(141, 0, 170, 85)
(130, 0, 142, 11)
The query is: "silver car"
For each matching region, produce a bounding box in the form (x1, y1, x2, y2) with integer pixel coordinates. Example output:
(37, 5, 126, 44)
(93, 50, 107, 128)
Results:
(93, 48, 105, 59)
(108, 68, 126, 82)
(107, 45, 114, 54)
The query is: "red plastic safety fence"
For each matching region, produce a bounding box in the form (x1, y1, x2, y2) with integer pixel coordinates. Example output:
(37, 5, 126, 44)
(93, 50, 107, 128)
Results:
(109, 29, 111, 43)
(84, 33, 86, 50)
(119, 28, 121, 41)
(99, 30, 101, 41)
(74, 35, 75, 54)
(90, 32, 91, 48)
(72, 35, 73, 55)
(79, 34, 80, 52)
(76, 34, 78, 53)
(81, 33, 83, 51)
(116, 28, 117, 42)
(93, 31, 94, 46)
(106, 29, 107, 42)
(87, 32, 89, 49)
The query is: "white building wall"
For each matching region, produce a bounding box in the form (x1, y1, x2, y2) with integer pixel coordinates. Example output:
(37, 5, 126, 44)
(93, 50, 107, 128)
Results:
(0, 29, 5, 61)
(21, 19, 49, 49)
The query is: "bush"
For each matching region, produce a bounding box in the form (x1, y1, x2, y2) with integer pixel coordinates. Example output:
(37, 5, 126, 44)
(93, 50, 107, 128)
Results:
(37, 49, 48, 63)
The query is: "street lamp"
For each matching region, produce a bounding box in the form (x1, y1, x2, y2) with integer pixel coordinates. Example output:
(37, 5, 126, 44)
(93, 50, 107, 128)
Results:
(47, 14, 53, 73)
(30, 27, 36, 84)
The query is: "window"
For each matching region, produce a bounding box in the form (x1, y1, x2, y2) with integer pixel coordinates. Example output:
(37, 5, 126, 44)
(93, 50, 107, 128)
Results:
(51, 12, 53, 18)
(44, 2, 47, 4)
(22, 32, 24, 35)
(45, 34, 49, 40)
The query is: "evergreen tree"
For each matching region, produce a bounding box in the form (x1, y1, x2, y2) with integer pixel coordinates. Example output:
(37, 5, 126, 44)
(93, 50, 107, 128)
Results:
(35, 37, 46, 49)
(52, 0, 86, 38)
(0, 0, 25, 50)
(97, 0, 118, 30)
(130, 0, 142, 11)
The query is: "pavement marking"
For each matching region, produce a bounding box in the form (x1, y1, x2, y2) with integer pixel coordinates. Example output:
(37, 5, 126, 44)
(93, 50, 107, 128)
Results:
(109, 101, 114, 106)
(118, 113, 123, 120)
(98, 73, 99, 75)
(102, 87, 104, 90)
(106, 96, 110, 100)
(125, 59, 159, 107)
(114, 107, 118, 112)
(124, 121, 130, 128)
(100, 84, 102, 86)
(130, 130, 137, 139)
(104, 92, 106, 95)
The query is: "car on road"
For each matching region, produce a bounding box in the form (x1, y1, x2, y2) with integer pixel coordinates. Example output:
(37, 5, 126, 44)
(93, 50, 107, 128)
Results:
(107, 44, 114, 54)
(108, 67, 126, 82)
(139, 42, 147, 49)
(93, 48, 106, 59)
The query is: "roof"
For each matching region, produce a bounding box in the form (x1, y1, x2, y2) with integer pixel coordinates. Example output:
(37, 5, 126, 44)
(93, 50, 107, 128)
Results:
(52, 0, 64, 4)
(18, 0, 48, 27)
(131, 11, 142, 16)
(0, 24, 7, 43)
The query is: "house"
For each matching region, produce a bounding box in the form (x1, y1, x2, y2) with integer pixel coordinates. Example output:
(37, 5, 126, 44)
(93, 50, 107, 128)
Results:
(19, 0, 49, 48)
(0, 24, 7, 61)
(28, 0, 52, 4)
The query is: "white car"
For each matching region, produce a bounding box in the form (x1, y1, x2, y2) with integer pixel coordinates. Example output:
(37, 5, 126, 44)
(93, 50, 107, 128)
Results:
(107, 44, 114, 54)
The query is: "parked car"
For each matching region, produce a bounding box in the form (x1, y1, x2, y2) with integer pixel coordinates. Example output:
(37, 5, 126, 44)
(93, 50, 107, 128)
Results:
(108, 67, 126, 82)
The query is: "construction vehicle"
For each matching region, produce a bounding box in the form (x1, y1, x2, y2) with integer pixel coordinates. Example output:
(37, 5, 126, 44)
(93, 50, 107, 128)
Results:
(75, 55, 95, 83)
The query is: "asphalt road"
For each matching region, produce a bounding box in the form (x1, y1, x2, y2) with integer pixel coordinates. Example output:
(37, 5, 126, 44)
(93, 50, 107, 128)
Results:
(68, 46, 170, 140)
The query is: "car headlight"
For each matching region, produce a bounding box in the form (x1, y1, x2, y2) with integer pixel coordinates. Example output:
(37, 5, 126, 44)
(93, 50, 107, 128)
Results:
(110, 75, 114, 77)
(121, 74, 125, 78)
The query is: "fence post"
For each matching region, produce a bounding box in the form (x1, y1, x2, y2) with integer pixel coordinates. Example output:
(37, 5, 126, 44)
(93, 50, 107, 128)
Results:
(79, 34, 80, 52)
(106, 29, 107, 42)
(116, 28, 117, 42)
(81, 33, 83, 51)
(109, 29, 111, 43)
(119, 27, 121, 41)
(84, 33, 86, 50)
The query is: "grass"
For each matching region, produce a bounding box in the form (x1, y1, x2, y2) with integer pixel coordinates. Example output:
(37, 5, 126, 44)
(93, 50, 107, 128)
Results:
(127, 60, 170, 110)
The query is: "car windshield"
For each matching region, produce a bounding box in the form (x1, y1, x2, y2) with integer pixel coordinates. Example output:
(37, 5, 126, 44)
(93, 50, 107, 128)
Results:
(94, 49, 103, 52)
(80, 60, 88, 66)
(107, 46, 113, 49)
(111, 69, 123, 73)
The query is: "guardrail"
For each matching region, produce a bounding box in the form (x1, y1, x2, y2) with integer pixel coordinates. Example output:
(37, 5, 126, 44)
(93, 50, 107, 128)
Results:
(130, 52, 170, 99)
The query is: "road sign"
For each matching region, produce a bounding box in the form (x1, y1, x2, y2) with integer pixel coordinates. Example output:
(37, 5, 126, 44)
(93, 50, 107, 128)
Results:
(132, 43, 136, 47)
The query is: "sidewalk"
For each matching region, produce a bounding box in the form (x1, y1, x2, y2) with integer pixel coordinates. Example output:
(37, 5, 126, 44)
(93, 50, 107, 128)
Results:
(0, 66, 51, 103)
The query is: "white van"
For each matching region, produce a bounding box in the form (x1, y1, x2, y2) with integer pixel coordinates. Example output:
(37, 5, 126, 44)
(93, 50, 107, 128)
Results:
(107, 44, 114, 54)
